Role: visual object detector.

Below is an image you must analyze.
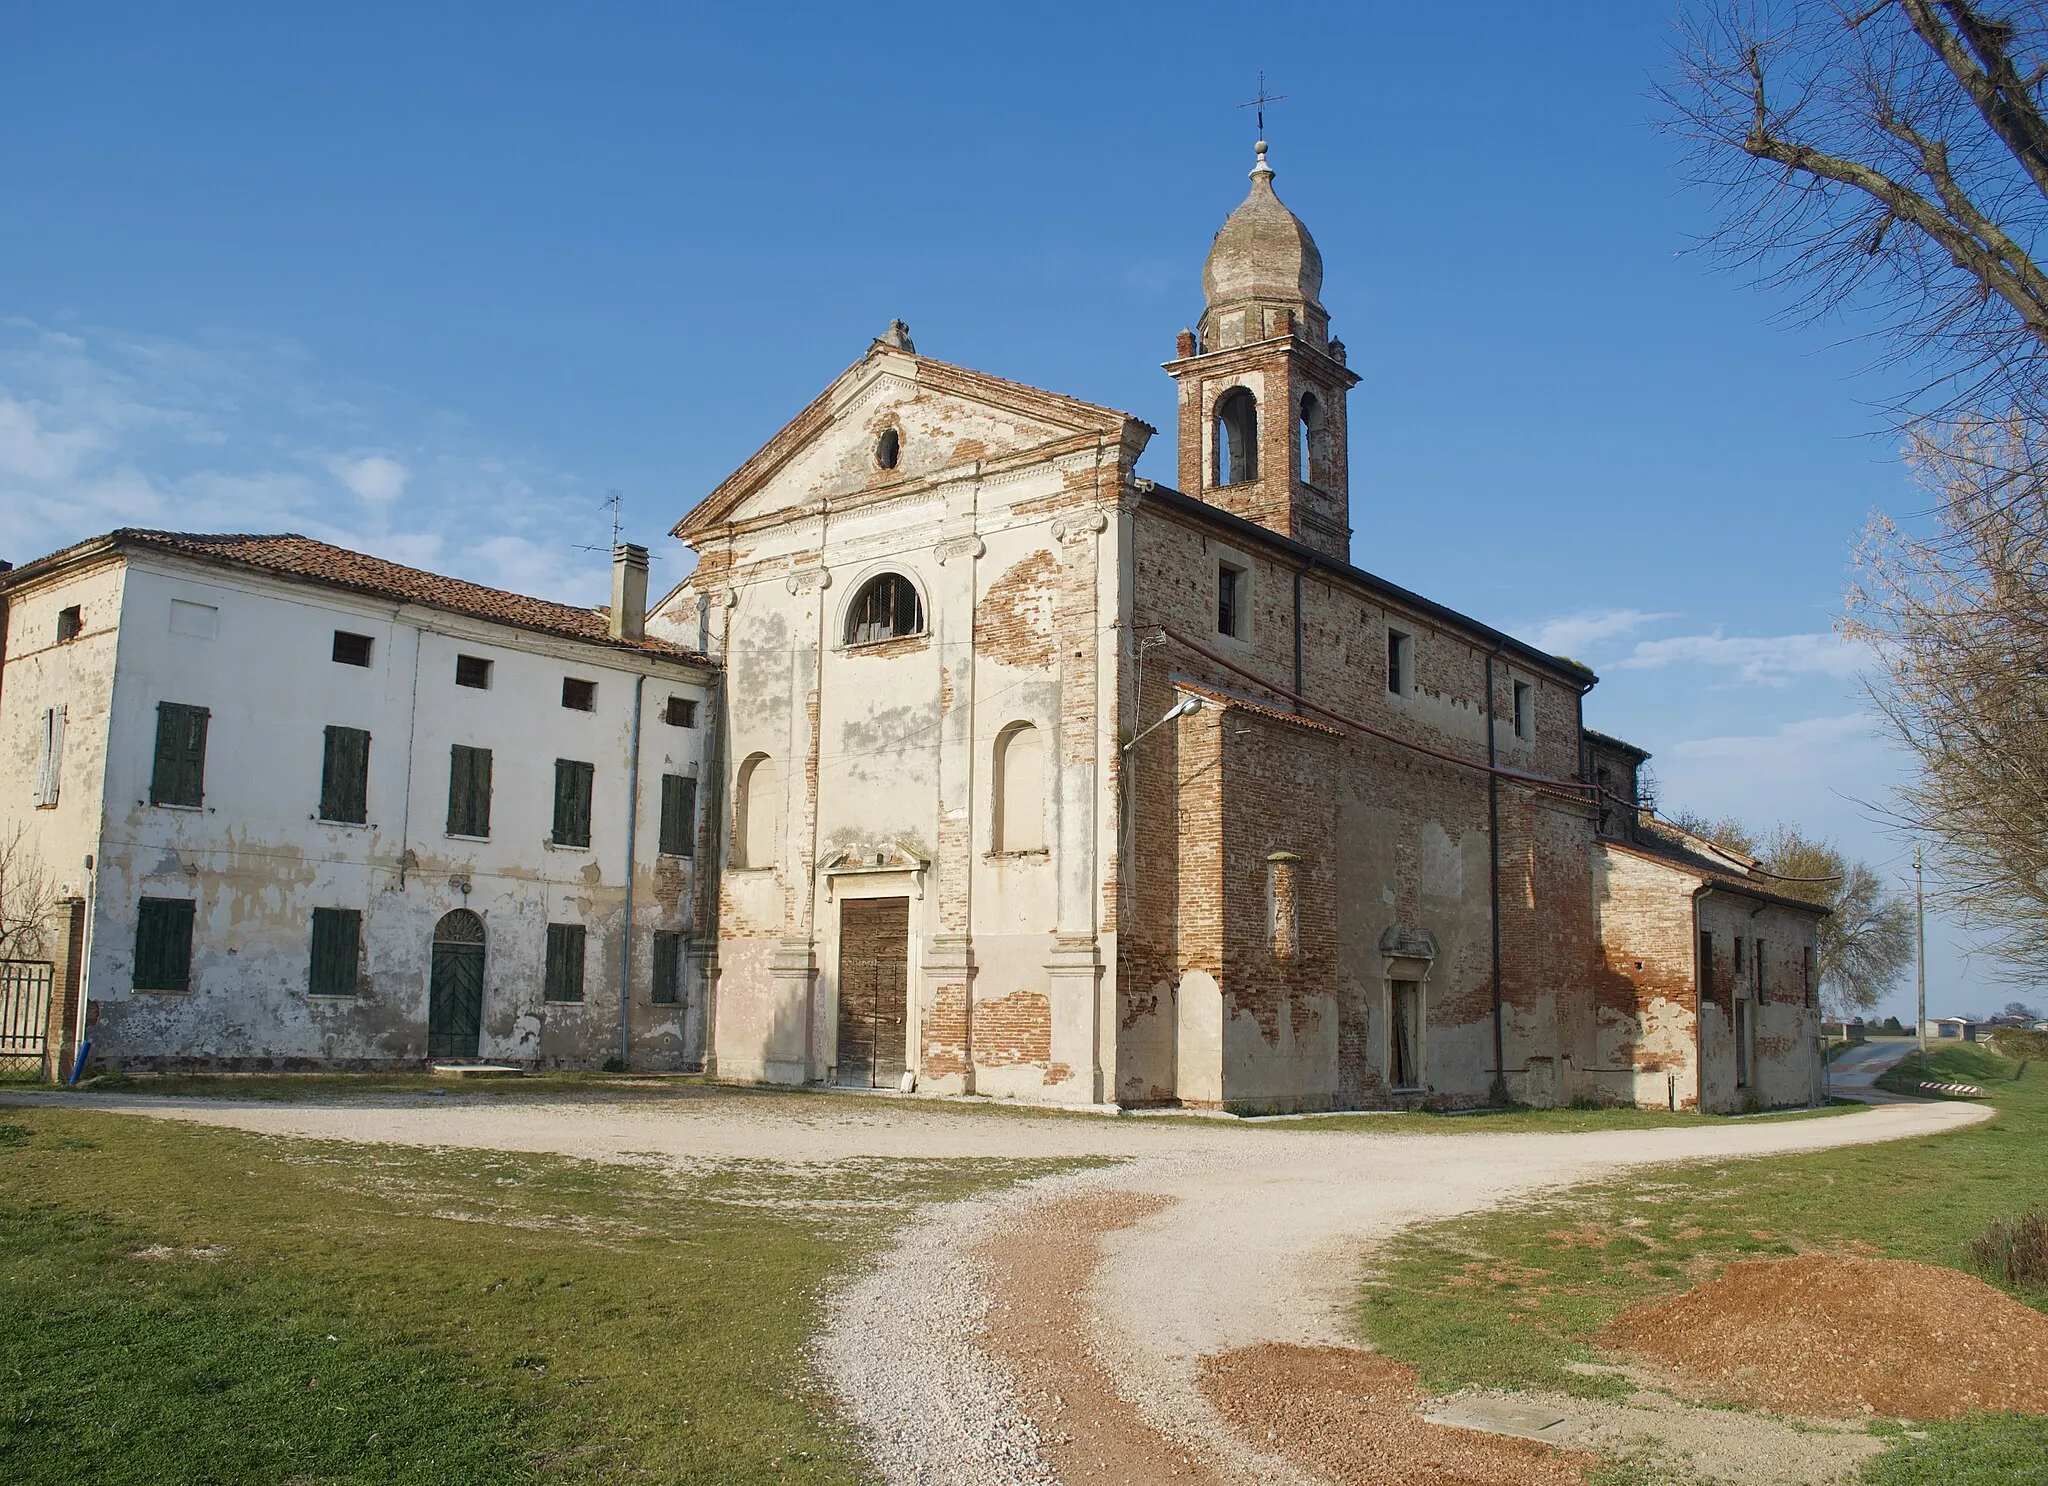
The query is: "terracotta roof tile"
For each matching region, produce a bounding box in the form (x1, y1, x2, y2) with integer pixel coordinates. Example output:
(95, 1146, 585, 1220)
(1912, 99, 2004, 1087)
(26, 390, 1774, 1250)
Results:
(8, 529, 710, 663)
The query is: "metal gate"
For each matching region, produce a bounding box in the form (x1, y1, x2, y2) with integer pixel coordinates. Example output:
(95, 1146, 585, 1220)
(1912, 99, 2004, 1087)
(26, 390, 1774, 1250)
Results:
(0, 961, 55, 1074)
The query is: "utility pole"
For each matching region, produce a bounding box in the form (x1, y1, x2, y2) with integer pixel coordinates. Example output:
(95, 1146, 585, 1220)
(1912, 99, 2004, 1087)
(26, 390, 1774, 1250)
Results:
(1914, 843, 1927, 1061)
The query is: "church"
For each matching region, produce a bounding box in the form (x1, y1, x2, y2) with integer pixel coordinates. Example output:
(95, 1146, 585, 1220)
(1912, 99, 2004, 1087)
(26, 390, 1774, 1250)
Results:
(647, 142, 1829, 1114)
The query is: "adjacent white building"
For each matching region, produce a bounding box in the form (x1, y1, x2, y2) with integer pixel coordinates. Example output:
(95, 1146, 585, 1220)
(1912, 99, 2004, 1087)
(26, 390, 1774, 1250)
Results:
(0, 530, 717, 1071)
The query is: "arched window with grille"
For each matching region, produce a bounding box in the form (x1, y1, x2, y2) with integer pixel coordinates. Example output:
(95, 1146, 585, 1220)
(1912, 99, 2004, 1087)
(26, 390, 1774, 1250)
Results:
(735, 753, 780, 868)
(1214, 387, 1258, 486)
(844, 572, 925, 645)
(994, 721, 1045, 852)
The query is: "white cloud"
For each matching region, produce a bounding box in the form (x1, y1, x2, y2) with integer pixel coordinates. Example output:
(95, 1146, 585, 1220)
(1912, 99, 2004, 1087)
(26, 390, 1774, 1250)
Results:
(1614, 629, 1869, 682)
(0, 319, 614, 607)
(1667, 711, 1877, 762)
(1522, 607, 1678, 658)
(326, 453, 409, 503)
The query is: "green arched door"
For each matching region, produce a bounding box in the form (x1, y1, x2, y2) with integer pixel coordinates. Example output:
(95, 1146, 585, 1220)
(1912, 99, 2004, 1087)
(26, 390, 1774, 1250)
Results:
(427, 910, 485, 1060)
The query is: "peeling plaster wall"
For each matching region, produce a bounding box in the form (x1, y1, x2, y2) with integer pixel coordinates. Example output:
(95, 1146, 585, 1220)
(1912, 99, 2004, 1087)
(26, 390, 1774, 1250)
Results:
(5, 553, 716, 1070)
(1695, 890, 1824, 1114)
(0, 559, 126, 942)
(1590, 844, 1705, 1110)
(1592, 843, 1824, 1112)
(663, 350, 1135, 1101)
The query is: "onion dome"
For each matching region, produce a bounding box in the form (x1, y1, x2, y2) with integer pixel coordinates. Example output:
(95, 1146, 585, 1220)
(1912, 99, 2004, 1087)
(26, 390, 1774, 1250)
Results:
(1201, 142, 1325, 320)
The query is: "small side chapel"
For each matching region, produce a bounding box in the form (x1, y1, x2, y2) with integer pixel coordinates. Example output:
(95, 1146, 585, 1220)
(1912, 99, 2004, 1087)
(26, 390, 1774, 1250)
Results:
(650, 142, 1823, 1113)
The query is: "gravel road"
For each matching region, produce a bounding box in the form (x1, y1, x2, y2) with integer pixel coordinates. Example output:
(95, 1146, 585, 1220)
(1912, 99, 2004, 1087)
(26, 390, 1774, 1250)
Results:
(12, 1087, 1989, 1484)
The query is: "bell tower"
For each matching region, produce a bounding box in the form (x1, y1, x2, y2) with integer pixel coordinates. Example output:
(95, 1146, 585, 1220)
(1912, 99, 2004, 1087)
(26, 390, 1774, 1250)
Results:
(1165, 141, 1359, 561)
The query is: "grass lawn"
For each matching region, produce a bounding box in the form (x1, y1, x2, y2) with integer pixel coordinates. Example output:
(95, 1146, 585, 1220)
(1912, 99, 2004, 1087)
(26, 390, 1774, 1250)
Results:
(1356, 1044, 2048, 1484)
(0, 1105, 1070, 1485)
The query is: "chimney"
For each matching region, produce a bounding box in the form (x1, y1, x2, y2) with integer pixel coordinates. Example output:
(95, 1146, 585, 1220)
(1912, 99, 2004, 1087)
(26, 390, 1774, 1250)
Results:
(610, 542, 649, 642)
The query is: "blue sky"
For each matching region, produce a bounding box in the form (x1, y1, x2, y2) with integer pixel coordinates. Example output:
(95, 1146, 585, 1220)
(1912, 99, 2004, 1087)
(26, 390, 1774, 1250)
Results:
(1, 3, 2022, 1016)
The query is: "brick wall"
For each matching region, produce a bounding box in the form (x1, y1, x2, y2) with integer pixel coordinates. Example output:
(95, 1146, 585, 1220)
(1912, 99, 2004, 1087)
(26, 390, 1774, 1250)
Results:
(1118, 494, 1612, 1111)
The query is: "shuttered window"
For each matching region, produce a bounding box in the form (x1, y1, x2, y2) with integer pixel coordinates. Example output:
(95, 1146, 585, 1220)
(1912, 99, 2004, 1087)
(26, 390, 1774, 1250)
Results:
(134, 898, 196, 992)
(320, 726, 371, 824)
(447, 745, 492, 837)
(651, 930, 682, 1005)
(553, 759, 594, 848)
(150, 702, 210, 807)
(544, 923, 586, 1002)
(308, 908, 361, 996)
(659, 774, 696, 858)
(35, 705, 66, 807)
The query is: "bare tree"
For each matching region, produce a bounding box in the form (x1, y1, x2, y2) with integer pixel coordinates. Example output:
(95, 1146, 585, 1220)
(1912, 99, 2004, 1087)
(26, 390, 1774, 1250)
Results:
(1844, 416, 2048, 977)
(1661, 1, 2048, 417)
(1756, 825, 1918, 1010)
(1664, 3, 2048, 980)
(0, 825, 55, 962)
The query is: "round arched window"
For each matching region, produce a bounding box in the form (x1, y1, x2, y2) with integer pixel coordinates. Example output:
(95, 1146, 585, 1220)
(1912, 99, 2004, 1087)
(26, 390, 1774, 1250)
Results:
(845, 572, 924, 645)
(1214, 387, 1257, 486)
(875, 427, 901, 470)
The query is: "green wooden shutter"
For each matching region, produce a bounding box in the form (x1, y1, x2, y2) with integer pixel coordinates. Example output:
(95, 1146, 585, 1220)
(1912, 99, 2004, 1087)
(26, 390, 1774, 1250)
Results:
(659, 774, 696, 858)
(308, 908, 362, 996)
(544, 923, 586, 1002)
(448, 745, 491, 836)
(134, 898, 196, 991)
(150, 702, 210, 807)
(552, 760, 593, 847)
(321, 726, 371, 824)
(651, 931, 682, 1004)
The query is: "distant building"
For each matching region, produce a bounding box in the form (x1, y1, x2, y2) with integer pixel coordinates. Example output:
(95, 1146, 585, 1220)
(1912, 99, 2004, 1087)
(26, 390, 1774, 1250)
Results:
(0, 531, 716, 1071)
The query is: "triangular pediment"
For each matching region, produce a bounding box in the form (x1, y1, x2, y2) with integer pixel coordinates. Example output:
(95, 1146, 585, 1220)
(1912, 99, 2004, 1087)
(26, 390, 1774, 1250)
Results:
(672, 344, 1150, 538)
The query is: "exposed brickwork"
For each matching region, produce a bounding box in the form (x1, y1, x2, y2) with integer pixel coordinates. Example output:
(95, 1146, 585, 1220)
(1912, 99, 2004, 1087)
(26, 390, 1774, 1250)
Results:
(976, 550, 1058, 670)
(1166, 338, 1356, 560)
(924, 980, 970, 1080)
(975, 989, 1053, 1067)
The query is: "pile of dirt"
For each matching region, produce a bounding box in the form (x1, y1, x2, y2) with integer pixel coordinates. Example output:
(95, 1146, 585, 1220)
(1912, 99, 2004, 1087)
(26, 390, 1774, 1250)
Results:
(1601, 1253, 2048, 1419)
(1200, 1345, 1592, 1486)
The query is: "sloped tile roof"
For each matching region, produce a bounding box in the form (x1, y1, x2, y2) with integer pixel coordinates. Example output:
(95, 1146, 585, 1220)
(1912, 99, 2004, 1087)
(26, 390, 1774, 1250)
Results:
(4, 529, 710, 663)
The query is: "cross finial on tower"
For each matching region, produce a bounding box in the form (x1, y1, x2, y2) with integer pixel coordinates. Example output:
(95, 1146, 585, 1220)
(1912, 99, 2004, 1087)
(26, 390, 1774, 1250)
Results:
(1238, 71, 1287, 140)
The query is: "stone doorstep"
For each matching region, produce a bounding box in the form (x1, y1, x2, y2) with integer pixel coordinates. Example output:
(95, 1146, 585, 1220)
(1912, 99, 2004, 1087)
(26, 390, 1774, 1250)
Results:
(430, 1063, 525, 1079)
(1423, 1398, 1579, 1444)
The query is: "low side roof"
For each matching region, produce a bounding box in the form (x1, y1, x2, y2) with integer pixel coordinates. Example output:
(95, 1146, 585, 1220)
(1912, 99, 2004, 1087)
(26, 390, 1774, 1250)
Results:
(1607, 821, 1832, 917)
(1584, 728, 1651, 761)
(1, 529, 712, 664)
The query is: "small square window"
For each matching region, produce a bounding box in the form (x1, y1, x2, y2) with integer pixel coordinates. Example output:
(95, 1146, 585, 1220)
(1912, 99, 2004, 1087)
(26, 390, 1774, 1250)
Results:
(1387, 629, 1412, 696)
(332, 631, 373, 667)
(56, 606, 82, 643)
(562, 677, 597, 712)
(664, 696, 697, 728)
(455, 654, 492, 689)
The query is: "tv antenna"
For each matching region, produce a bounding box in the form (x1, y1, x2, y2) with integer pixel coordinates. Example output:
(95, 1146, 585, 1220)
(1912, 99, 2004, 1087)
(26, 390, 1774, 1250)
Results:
(575, 489, 626, 555)
(1239, 72, 1286, 138)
